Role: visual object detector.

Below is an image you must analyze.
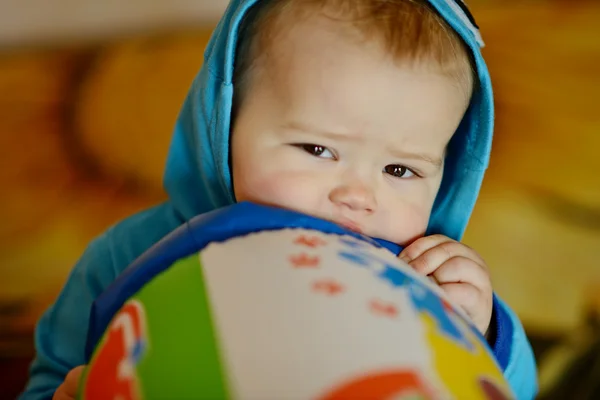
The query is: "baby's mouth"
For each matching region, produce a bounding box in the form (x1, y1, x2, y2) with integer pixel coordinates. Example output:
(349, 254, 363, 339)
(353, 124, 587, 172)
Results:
(337, 219, 363, 234)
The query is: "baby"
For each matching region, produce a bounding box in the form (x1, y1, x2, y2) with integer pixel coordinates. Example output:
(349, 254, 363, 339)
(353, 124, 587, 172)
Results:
(21, 0, 537, 399)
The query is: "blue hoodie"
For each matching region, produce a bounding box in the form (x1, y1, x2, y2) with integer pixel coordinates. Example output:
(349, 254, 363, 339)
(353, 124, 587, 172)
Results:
(20, 0, 537, 399)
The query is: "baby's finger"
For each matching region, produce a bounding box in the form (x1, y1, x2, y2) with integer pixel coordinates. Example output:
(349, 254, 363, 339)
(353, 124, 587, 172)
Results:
(408, 241, 480, 276)
(58, 366, 85, 400)
(399, 234, 454, 264)
(438, 282, 481, 316)
(439, 281, 493, 335)
(431, 256, 491, 291)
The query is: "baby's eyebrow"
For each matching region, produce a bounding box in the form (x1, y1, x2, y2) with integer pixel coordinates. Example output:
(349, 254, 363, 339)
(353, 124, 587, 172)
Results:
(281, 121, 359, 141)
(387, 147, 444, 168)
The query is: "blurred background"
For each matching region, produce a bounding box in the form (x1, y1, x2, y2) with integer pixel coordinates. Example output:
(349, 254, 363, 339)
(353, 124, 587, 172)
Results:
(0, 0, 598, 398)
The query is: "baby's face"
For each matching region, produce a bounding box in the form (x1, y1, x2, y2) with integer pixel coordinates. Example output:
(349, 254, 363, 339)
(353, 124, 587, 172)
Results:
(231, 14, 469, 245)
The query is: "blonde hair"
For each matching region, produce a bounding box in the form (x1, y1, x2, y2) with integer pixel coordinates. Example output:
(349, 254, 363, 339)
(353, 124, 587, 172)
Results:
(233, 0, 476, 115)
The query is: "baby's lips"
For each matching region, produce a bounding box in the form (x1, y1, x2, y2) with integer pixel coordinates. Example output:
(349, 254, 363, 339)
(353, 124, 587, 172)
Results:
(337, 219, 363, 234)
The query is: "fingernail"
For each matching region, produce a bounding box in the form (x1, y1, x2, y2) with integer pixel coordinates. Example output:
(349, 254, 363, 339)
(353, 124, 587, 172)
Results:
(399, 254, 411, 263)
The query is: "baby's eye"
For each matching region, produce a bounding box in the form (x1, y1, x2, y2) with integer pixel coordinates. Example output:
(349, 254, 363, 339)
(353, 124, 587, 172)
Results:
(295, 144, 336, 160)
(384, 164, 416, 179)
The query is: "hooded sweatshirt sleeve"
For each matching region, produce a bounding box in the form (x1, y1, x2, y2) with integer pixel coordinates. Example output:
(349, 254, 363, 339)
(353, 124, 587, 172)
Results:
(18, 237, 117, 400)
(489, 295, 538, 399)
(18, 204, 183, 400)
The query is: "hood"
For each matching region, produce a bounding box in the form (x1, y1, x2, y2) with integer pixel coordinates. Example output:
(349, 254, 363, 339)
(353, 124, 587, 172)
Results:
(163, 0, 493, 241)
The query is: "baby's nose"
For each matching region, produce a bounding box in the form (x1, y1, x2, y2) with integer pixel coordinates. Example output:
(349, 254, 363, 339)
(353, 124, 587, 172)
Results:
(328, 183, 377, 214)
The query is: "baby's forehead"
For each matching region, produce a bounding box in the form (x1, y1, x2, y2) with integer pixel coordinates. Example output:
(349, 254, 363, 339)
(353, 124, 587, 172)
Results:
(239, 0, 474, 96)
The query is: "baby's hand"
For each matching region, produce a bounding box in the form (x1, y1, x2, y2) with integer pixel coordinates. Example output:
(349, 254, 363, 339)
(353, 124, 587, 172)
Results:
(399, 234, 493, 336)
(53, 365, 85, 400)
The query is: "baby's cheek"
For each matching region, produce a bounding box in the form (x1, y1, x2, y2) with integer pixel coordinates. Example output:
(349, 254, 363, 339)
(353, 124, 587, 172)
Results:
(236, 169, 318, 212)
(385, 201, 431, 246)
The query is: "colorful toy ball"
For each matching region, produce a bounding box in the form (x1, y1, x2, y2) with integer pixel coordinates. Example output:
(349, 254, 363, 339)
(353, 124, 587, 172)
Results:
(78, 202, 514, 400)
